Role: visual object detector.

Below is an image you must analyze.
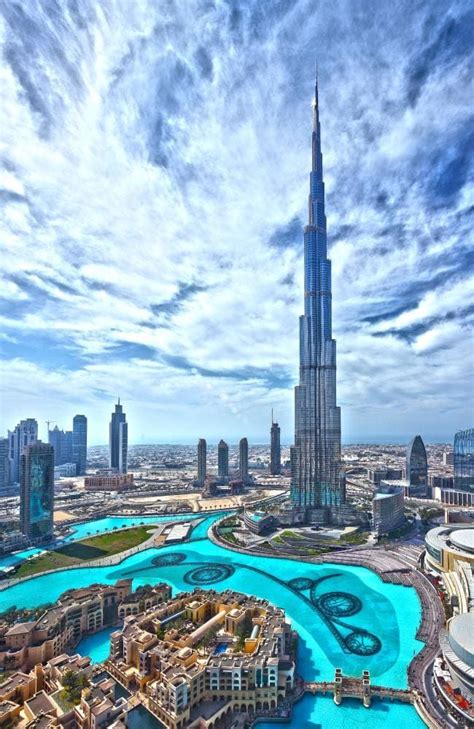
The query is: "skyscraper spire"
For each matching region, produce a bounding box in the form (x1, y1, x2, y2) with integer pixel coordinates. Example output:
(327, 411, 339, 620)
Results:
(290, 77, 345, 513)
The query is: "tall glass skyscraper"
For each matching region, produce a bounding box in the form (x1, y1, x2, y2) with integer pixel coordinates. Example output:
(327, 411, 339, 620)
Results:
(270, 414, 281, 475)
(109, 399, 128, 474)
(48, 426, 73, 467)
(239, 437, 249, 483)
(8, 418, 38, 485)
(20, 441, 54, 542)
(454, 428, 474, 492)
(290, 79, 345, 511)
(197, 438, 207, 486)
(217, 439, 229, 480)
(406, 435, 428, 496)
(73, 414, 88, 475)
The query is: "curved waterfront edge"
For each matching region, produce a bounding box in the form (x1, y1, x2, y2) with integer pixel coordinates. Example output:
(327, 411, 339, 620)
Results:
(209, 516, 446, 729)
(0, 510, 440, 728)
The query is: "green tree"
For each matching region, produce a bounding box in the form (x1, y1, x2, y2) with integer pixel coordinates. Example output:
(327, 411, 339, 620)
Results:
(60, 670, 89, 705)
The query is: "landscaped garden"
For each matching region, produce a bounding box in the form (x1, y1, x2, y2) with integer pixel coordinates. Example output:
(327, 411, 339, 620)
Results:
(14, 526, 155, 578)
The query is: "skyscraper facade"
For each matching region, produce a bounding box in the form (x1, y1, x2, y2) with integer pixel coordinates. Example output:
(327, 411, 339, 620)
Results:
(109, 399, 128, 474)
(73, 414, 88, 475)
(20, 441, 54, 542)
(8, 418, 38, 485)
(270, 415, 281, 475)
(197, 439, 207, 486)
(454, 428, 474, 492)
(0, 438, 10, 493)
(239, 437, 249, 483)
(217, 439, 229, 480)
(406, 435, 428, 497)
(290, 80, 345, 512)
(48, 426, 74, 467)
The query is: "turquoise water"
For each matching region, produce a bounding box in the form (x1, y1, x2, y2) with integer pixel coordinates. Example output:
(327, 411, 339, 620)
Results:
(75, 625, 117, 664)
(257, 694, 425, 728)
(63, 511, 216, 543)
(0, 511, 230, 571)
(0, 548, 42, 568)
(0, 512, 426, 726)
(128, 705, 165, 728)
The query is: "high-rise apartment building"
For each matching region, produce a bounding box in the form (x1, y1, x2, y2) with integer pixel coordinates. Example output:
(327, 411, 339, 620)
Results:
(73, 414, 88, 475)
(239, 437, 249, 483)
(197, 439, 207, 486)
(20, 441, 54, 542)
(217, 440, 229, 480)
(290, 79, 345, 512)
(48, 426, 73, 468)
(109, 400, 128, 474)
(454, 428, 474, 492)
(8, 418, 38, 485)
(372, 484, 405, 535)
(0, 438, 10, 493)
(270, 414, 281, 475)
(406, 435, 428, 497)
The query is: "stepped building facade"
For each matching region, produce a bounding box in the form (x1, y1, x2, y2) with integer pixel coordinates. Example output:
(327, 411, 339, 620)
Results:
(289, 80, 357, 526)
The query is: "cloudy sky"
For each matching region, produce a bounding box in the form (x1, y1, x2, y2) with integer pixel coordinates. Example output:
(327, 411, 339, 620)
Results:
(0, 0, 473, 445)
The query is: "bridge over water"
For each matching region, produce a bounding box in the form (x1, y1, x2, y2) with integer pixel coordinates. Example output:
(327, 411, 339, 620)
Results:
(303, 669, 414, 708)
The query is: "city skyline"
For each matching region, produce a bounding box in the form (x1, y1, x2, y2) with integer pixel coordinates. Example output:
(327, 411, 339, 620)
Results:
(1, 1, 472, 445)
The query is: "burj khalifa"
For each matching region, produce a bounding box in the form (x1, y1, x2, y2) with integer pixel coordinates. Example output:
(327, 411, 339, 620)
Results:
(290, 78, 346, 513)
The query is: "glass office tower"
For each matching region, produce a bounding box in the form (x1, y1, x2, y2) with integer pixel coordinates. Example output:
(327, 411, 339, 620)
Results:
(239, 437, 249, 483)
(270, 415, 281, 475)
(109, 399, 128, 474)
(290, 79, 345, 510)
(217, 440, 229, 480)
(197, 438, 207, 486)
(73, 414, 88, 475)
(20, 441, 54, 542)
(8, 418, 38, 485)
(454, 428, 474, 492)
(406, 435, 428, 496)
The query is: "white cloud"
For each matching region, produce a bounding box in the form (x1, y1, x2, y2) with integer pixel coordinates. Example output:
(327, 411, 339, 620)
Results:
(0, 0, 472, 442)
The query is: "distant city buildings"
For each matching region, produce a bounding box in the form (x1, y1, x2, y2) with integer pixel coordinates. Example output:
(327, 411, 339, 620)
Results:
(372, 484, 405, 535)
(454, 428, 474, 492)
(54, 463, 77, 479)
(432, 428, 473, 507)
(84, 473, 134, 492)
(443, 451, 454, 466)
(217, 439, 229, 480)
(270, 414, 281, 475)
(48, 425, 73, 467)
(73, 414, 87, 475)
(8, 418, 38, 485)
(239, 437, 249, 483)
(406, 435, 428, 497)
(19, 441, 54, 543)
(109, 399, 128, 474)
(367, 468, 403, 485)
(0, 438, 10, 493)
(197, 438, 207, 486)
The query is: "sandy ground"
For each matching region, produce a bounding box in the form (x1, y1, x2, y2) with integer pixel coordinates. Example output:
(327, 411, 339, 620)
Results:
(54, 510, 77, 523)
(127, 489, 285, 512)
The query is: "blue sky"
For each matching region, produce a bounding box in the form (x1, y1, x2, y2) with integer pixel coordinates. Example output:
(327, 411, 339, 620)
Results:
(0, 0, 473, 445)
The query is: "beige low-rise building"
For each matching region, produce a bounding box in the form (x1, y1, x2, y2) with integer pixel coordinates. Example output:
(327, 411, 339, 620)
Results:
(0, 580, 135, 671)
(107, 588, 296, 729)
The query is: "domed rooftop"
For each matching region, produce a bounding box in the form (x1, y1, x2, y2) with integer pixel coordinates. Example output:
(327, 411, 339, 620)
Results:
(449, 612, 474, 668)
(450, 529, 474, 555)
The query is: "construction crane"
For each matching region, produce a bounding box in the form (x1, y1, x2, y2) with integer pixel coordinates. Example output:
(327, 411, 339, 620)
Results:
(45, 420, 56, 441)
